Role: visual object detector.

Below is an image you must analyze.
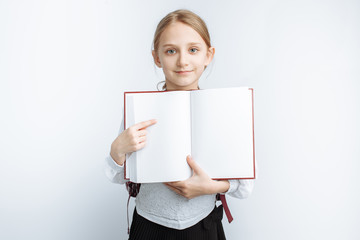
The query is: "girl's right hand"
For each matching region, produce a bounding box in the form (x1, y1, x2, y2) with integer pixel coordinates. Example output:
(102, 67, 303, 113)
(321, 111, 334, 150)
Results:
(110, 119, 157, 166)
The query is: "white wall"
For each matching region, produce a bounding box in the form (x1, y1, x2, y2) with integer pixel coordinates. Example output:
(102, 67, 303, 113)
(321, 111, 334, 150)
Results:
(1, 0, 359, 239)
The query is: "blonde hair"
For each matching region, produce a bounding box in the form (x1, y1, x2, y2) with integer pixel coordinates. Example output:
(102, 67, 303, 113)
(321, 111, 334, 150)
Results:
(153, 9, 211, 91)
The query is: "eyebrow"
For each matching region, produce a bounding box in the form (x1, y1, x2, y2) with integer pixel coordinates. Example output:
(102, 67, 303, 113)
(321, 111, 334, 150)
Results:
(161, 42, 202, 48)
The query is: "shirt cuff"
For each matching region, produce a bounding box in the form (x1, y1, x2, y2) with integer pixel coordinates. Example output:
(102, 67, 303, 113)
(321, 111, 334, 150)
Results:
(105, 154, 124, 172)
(221, 180, 239, 195)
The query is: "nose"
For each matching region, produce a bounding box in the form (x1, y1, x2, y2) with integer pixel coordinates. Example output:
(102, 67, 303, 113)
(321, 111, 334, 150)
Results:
(176, 51, 189, 67)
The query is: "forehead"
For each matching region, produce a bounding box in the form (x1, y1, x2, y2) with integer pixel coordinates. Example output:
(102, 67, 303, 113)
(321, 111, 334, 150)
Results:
(159, 22, 206, 47)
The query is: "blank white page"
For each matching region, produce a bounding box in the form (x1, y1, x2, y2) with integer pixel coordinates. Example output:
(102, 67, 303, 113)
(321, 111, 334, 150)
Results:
(190, 87, 254, 179)
(125, 96, 135, 180)
(125, 91, 192, 183)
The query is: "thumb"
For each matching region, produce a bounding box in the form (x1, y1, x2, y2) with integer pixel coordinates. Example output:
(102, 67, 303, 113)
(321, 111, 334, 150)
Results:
(186, 155, 202, 175)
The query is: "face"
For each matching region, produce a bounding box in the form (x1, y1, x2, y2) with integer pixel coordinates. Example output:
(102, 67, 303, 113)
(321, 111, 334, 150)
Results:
(152, 22, 215, 91)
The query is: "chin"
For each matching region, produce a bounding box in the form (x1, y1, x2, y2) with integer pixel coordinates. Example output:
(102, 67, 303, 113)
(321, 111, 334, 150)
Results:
(176, 83, 198, 90)
(165, 74, 200, 89)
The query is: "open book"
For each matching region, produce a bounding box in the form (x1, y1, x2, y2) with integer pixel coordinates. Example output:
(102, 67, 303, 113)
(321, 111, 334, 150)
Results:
(124, 87, 255, 183)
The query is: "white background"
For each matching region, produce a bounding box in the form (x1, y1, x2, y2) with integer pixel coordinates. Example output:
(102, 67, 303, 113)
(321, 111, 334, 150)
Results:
(1, 0, 359, 239)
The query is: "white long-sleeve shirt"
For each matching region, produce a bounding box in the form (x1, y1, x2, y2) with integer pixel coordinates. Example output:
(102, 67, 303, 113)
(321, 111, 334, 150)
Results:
(105, 116, 256, 230)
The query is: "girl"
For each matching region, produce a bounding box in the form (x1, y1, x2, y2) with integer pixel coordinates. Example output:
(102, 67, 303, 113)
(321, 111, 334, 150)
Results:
(105, 9, 255, 240)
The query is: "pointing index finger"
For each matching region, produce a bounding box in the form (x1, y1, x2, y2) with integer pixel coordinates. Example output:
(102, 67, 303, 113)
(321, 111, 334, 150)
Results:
(136, 119, 157, 130)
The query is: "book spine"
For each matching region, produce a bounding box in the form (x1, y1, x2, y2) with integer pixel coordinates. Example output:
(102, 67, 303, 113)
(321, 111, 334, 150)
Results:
(190, 92, 193, 155)
(250, 88, 256, 179)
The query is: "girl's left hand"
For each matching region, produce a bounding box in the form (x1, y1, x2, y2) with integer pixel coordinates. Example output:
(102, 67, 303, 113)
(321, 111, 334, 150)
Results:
(164, 155, 230, 199)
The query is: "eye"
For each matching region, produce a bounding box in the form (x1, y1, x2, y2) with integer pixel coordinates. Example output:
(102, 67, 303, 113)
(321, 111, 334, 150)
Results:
(189, 48, 198, 53)
(166, 49, 176, 54)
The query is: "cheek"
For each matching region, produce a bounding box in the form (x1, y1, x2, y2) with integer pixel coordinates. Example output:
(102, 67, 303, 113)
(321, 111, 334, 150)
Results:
(194, 56, 208, 68)
(198, 53, 208, 62)
(160, 57, 174, 69)
(162, 62, 173, 72)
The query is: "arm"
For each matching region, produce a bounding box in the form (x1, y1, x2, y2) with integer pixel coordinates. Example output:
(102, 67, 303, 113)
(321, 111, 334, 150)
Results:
(164, 155, 230, 199)
(165, 156, 258, 199)
(104, 117, 128, 184)
(105, 154, 128, 184)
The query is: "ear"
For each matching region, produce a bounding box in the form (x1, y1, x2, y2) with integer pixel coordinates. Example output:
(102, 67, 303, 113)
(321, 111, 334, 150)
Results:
(204, 46, 215, 66)
(152, 50, 162, 68)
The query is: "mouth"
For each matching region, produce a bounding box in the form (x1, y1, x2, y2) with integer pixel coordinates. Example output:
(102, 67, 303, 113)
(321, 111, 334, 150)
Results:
(175, 70, 193, 74)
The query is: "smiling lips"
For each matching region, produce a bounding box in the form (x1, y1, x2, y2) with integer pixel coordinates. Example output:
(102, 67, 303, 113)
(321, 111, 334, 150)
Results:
(175, 70, 193, 74)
